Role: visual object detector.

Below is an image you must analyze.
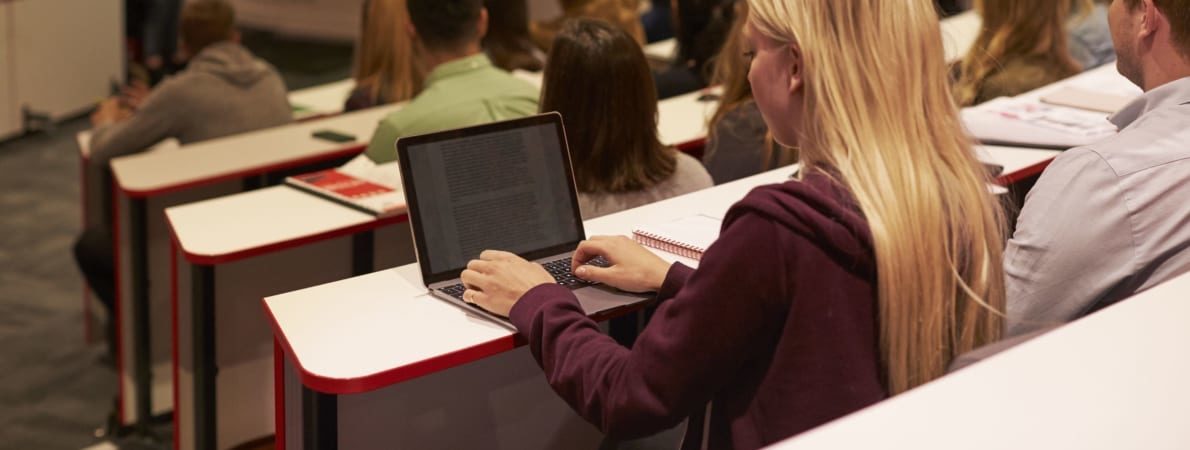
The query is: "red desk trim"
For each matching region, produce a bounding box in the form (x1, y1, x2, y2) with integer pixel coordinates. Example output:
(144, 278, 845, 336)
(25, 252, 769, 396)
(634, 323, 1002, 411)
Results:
(116, 145, 364, 199)
(263, 301, 521, 395)
(165, 209, 409, 266)
(997, 158, 1055, 186)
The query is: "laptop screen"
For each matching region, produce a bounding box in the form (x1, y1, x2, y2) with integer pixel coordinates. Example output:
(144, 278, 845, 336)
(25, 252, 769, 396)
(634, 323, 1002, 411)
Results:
(397, 113, 585, 284)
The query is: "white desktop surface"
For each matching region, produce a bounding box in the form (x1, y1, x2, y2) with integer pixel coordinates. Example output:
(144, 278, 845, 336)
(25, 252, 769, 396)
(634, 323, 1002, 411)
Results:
(264, 142, 1051, 392)
(657, 87, 721, 148)
(940, 11, 981, 62)
(165, 186, 384, 260)
(963, 65, 1140, 149)
(644, 38, 677, 62)
(265, 167, 796, 392)
(111, 103, 401, 196)
(767, 271, 1190, 450)
(288, 79, 355, 119)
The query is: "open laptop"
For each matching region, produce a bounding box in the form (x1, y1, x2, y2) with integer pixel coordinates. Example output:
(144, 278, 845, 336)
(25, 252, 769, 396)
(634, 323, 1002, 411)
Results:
(395, 112, 650, 322)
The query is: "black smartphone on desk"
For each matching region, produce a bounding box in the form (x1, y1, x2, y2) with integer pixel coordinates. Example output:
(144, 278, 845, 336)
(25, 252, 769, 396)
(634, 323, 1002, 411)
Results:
(312, 129, 357, 143)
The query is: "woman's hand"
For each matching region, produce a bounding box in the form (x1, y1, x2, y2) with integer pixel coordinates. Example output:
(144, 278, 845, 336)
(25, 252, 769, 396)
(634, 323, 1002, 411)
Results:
(571, 236, 671, 293)
(460, 250, 555, 317)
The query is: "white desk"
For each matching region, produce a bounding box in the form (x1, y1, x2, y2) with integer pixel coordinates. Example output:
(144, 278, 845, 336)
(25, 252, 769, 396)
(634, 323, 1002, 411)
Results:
(940, 11, 981, 63)
(105, 103, 400, 428)
(166, 186, 413, 450)
(765, 271, 1190, 450)
(288, 80, 356, 121)
(263, 167, 795, 450)
(643, 38, 677, 63)
(260, 141, 1056, 449)
(962, 64, 1141, 149)
(658, 87, 722, 157)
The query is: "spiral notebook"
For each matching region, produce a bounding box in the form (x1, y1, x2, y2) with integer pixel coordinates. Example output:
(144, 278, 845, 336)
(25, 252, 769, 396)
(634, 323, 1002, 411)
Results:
(632, 214, 723, 260)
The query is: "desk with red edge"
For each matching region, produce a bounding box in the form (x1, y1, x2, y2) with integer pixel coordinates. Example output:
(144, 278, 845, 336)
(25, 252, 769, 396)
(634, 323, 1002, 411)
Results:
(105, 103, 401, 430)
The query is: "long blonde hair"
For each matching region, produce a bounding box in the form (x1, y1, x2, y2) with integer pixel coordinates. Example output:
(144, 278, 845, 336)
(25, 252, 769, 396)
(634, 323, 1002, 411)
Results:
(352, 0, 424, 104)
(953, 0, 1091, 106)
(749, 0, 1006, 394)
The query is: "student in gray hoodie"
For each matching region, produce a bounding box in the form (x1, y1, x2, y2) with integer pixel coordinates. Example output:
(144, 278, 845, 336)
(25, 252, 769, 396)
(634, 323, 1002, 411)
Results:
(77, 0, 291, 319)
(88, 0, 292, 165)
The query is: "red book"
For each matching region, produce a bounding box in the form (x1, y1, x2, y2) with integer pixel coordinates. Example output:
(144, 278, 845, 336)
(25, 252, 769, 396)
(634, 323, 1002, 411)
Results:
(285, 169, 406, 217)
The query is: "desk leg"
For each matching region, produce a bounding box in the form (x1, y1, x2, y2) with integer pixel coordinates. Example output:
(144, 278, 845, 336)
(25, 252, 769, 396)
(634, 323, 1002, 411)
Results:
(192, 264, 216, 450)
(130, 198, 154, 428)
(302, 388, 337, 450)
(352, 231, 374, 275)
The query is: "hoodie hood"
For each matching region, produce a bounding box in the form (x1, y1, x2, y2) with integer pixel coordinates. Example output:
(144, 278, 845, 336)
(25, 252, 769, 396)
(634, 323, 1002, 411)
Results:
(186, 41, 274, 86)
(724, 170, 875, 276)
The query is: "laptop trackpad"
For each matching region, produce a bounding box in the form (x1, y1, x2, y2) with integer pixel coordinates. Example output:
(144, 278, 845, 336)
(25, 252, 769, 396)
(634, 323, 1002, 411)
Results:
(573, 285, 650, 316)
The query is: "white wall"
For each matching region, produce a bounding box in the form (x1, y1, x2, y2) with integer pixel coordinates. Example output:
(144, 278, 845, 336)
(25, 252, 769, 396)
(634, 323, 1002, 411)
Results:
(0, 4, 17, 140)
(231, 0, 363, 42)
(10, 0, 124, 121)
(0, 0, 123, 141)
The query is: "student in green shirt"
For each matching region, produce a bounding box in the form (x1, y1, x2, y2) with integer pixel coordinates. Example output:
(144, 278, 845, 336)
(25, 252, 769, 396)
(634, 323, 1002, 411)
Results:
(361, 0, 540, 164)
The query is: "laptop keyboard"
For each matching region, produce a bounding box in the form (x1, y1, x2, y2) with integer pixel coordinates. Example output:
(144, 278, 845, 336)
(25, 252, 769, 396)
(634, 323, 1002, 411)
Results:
(437, 256, 609, 300)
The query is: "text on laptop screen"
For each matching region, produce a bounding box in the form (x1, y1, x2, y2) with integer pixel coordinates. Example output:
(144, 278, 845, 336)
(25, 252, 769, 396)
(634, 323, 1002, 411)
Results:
(405, 122, 582, 276)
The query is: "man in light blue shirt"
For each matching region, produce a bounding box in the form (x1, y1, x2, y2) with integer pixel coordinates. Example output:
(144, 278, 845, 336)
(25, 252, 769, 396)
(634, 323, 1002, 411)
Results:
(1006, 0, 1190, 335)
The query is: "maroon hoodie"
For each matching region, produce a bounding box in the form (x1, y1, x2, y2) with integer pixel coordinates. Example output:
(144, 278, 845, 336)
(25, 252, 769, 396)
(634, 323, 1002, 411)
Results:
(509, 171, 887, 449)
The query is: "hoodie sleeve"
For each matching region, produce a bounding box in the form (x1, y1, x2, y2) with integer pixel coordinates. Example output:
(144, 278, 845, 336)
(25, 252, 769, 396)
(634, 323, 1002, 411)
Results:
(90, 82, 181, 166)
(508, 211, 790, 439)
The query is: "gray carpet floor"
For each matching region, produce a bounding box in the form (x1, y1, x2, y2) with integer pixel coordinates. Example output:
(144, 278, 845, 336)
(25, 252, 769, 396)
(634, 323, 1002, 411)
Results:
(0, 31, 351, 450)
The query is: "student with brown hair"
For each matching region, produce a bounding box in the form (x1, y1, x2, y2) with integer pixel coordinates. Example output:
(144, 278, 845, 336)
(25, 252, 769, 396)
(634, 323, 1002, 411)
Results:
(701, 0, 795, 184)
(345, 0, 425, 111)
(953, 0, 1098, 106)
(458, 0, 1007, 447)
(483, 0, 546, 72)
(539, 19, 712, 219)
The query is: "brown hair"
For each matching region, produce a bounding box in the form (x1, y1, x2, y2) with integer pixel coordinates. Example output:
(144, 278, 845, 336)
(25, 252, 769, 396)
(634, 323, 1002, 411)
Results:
(706, 0, 795, 169)
(540, 19, 675, 193)
(180, 0, 236, 54)
(353, 0, 424, 105)
(1122, 0, 1190, 58)
(483, 0, 545, 71)
(953, 0, 1090, 106)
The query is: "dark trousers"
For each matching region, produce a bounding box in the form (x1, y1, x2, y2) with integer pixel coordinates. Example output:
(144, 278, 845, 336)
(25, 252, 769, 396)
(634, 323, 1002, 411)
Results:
(75, 227, 116, 313)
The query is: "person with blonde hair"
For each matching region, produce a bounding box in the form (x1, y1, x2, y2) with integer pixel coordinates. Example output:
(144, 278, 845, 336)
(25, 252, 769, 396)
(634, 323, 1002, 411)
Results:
(344, 0, 425, 111)
(457, 0, 1006, 447)
(701, 0, 794, 184)
(953, 0, 1099, 106)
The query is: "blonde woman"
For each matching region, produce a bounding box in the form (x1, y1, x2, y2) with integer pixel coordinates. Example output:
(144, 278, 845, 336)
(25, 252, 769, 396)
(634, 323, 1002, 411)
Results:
(344, 0, 424, 111)
(953, 0, 1095, 106)
(461, 0, 1006, 447)
(702, 0, 795, 184)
